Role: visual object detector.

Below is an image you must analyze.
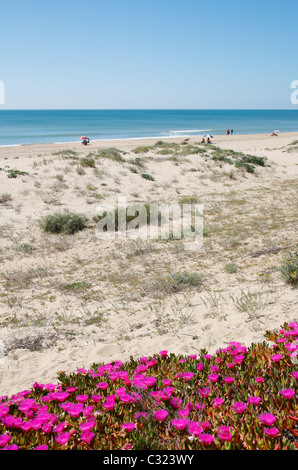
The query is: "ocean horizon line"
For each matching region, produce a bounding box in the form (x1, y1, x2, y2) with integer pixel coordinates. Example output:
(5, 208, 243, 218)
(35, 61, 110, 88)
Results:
(1, 108, 298, 111)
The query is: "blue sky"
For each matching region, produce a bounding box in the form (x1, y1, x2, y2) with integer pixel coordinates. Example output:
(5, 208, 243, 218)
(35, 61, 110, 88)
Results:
(1, 0, 298, 109)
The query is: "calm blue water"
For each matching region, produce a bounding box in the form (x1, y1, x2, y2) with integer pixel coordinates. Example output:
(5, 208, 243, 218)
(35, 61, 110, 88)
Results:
(0, 109, 298, 146)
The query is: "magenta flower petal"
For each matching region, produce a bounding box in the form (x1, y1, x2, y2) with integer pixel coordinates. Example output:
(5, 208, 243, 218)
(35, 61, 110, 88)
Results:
(198, 433, 214, 445)
(121, 422, 136, 432)
(258, 413, 276, 426)
(0, 434, 12, 447)
(55, 432, 71, 446)
(171, 418, 189, 430)
(279, 388, 295, 399)
(264, 427, 279, 438)
(154, 410, 169, 421)
(81, 431, 95, 443)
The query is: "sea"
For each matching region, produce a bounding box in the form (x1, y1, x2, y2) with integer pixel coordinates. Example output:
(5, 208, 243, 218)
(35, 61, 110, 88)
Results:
(0, 109, 298, 146)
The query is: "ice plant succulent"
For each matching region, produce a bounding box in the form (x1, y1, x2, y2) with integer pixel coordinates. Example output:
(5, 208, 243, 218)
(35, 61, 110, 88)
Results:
(0, 322, 297, 450)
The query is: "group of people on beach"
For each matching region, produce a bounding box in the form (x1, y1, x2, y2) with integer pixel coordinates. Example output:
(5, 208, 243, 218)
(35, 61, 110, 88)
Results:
(200, 137, 212, 144)
(226, 129, 233, 135)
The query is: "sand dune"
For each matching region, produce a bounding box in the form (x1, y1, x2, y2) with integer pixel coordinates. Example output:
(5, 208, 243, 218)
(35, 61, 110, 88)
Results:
(0, 132, 297, 396)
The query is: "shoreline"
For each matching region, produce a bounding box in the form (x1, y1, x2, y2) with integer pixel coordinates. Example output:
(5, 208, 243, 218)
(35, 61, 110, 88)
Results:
(1, 131, 298, 151)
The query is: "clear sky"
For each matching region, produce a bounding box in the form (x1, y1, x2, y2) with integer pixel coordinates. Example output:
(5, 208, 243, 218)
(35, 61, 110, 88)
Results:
(1, 0, 298, 109)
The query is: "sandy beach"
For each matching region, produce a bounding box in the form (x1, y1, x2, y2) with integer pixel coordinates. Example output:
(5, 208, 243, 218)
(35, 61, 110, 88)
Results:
(0, 131, 297, 397)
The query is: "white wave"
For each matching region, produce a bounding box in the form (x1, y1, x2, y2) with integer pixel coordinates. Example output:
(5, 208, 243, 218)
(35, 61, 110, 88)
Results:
(168, 129, 212, 134)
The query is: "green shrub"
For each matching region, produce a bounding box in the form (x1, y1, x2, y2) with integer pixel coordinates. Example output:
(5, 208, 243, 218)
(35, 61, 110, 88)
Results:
(40, 212, 88, 234)
(225, 262, 238, 274)
(167, 271, 203, 291)
(97, 148, 125, 162)
(7, 169, 29, 178)
(132, 146, 153, 154)
(81, 157, 96, 168)
(280, 251, 298, 286)
(61, 281, 91, 291)
(241, 155, 266, 166)
(235, 160, 255, 173)
(141, 173, 155, 181)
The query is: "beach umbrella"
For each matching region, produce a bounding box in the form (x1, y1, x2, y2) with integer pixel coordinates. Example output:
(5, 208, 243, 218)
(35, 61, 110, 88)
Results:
(80, 136, 88, 140)
(273, 130, 280, 133)
(204, 134, 213, 139)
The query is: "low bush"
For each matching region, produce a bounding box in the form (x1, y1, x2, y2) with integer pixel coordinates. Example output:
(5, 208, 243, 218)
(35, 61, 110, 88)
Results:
(40, 212, 88, 234)
(141, 173, 155, 181)
(280, 251, 298, 286)
(97, 148, 125, 163)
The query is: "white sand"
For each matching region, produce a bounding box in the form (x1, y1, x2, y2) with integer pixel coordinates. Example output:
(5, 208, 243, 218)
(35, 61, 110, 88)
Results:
(0, 132, 297, 396)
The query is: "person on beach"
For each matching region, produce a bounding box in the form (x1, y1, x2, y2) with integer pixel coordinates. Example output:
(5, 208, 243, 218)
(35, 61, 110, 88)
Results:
(201, 138, 205, 144)
(227, 129, 230, 135)
(231, 129, 233, 134)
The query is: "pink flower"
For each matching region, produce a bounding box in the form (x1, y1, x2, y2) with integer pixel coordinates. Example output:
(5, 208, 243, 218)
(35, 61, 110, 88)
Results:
(140, 356, 149, 363)
(196, 363, 204, 371)
(213, 398, 224, 408)
(53, 422, 66, 433)
(67, 403, 84, 418)
(2, 444, 18, 450)
(154, 410, 169, 421)
(270, 354, 283, 362)
(233, 402, 247, 414)
(182, 372, 194, 381)
(264, 427, 279, 438)
(198, 387, 210, 398)
(188, 421, 203, 436)
(0, 434, 12, 447)
(171, 418, 189, 430)
(258, 413, 276, 426)
(218, 426, 233, 442)
(103, 401, 115, 410)
(162, 379, 171, 386)
(91, 395, 101, 403)
(233, 354, 245, 364)
(292, 371, 298, 379)
(79, 420, 95, 432)
(198, 433, 214, 445)
(170, 397, 182, 408)
(200, 421, 211, 431)
(42, 423, 52, 433)
(178, 409, 190, 418)
(202, 354, 212, 360)
(34, 445, 48, 450)
(76, 394, 89, 403)
(134, 412, 147, 419)
(159, 350, 168, 357)
(81, 431, 95, 443)
(210, 365, 219, 373)
(121, 422, 136, 432)
(195, 402, 205, 411)
(96, 382, 108, 390)
(248, 396, 261, 405)
(143, 376, 157, 386)
(279, 388, 295, 399)
(255, 377, 264, 383)
(223, 377, 234, 384)
(207, 374, 219, 383)
(55, 432, 71, 446)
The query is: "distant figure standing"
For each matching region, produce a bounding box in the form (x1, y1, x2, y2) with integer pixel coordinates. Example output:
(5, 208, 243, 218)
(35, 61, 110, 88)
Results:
(231, 129, 233, 135)
(227, 129, 230, 135)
